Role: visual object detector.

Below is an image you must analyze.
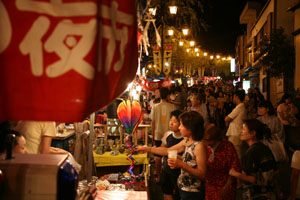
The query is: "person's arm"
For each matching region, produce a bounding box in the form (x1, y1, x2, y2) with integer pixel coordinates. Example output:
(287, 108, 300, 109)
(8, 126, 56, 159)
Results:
(290, 167, 300, 200)
(229, 168, 256, 183)
(40, 122, 62, 154)
(224, 115, 232, 123)
(289, 103, 298, 115)
(151, 119, 155, 143)
(219, 176, 234, 198)
(277, 105, 290, 125)
(40, 136, 53, 154)
(136, 138, 186, 156)
(170, 99, 181, 105)
(168, 141, 207, 180)
(274, 117, 285, 141)
(225, 105, 239, 123)
(49, 147, 69, 154)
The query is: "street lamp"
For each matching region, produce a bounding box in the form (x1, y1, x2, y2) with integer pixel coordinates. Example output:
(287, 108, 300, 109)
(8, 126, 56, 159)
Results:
(182, 28, 189, 35)
(148, 8, 156, 16)
(190, 41, 195, 47)
(168, 29, 174, 36)
(159, 0, 177, 77)
(169, 0, 177, 14)
(169, 5, 177, 14)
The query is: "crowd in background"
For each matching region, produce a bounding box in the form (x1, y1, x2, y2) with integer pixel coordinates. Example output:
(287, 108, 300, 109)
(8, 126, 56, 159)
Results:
(138, 79, 300, 200)
(1, 79, 300, 200)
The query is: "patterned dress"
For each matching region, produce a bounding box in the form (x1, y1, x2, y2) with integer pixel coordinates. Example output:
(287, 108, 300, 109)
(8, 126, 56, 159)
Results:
(206, 140, 241, 200)
(177, 140, 203, 192)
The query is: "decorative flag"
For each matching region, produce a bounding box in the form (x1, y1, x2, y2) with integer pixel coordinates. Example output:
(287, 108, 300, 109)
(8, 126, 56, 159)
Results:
(163, 44, 173, 76)
(152, 45, 161, 75)
(152, 44, 173, 76)
(135, 75, 172, 91)
(0, 0, 138, 122)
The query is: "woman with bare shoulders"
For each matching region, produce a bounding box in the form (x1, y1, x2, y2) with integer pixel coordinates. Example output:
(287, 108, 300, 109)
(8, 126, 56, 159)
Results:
(136, 111, 207, 200)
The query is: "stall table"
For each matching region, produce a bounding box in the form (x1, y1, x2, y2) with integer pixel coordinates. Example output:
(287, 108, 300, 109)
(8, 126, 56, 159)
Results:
(94, 152, 150, 187)
(93, 152, 148, 167)
(95, 190, 147, 200)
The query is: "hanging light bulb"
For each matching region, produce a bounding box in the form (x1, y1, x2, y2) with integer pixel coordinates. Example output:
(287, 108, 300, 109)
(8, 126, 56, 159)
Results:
(168, 29, 174, 36)
(190, 41, 195, 47)
(148, 8, 156, 16)
(182, 28, 189, 35)
(169, 5, 177, 14)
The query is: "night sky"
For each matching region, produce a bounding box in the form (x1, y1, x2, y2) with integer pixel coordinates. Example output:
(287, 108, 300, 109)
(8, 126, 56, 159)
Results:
(197, 0, 247, 55)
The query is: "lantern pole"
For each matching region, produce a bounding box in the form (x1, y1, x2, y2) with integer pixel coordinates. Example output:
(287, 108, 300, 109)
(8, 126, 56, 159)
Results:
(87, 112, 95, 182)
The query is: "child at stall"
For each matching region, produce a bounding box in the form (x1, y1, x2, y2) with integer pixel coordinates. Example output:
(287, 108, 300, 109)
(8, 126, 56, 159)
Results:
(12, 130, 27, 154)
(160, 110, 183, 200)
(137, 111, 207, 200)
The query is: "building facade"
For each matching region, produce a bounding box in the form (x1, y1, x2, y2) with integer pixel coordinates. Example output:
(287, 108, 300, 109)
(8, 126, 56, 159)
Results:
(289, 1, 300, 90)
(237, 0, 295, 104)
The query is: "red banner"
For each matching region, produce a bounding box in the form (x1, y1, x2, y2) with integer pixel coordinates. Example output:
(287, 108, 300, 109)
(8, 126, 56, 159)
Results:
(135, 75, 172, 91)
(0, 0, 137, 122)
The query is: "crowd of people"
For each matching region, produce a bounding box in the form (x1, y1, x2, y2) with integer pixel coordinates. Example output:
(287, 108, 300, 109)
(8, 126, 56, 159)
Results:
(1, 79, 300, 200)
(138, 80, 300, 200)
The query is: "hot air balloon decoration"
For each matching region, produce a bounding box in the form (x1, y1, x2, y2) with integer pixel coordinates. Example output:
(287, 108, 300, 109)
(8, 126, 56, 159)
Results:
(117, 99, 143, 182)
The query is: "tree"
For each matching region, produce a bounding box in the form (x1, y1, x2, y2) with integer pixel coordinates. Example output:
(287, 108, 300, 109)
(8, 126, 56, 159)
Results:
(258, 28, 295, 92)
(147, 0, 208, 37)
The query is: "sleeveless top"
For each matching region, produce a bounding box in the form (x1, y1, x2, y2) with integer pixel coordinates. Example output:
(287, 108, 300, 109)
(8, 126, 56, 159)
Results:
(177, 139, 202, 192)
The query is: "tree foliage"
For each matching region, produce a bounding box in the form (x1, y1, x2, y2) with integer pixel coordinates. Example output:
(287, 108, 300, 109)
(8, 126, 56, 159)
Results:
(147, 0, 209, 37)
(258, 28, 295, 78)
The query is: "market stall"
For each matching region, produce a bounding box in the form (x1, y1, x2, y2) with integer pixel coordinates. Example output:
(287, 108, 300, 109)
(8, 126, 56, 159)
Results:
(93, 152, 148, 167)
(0, 0, 151, 199)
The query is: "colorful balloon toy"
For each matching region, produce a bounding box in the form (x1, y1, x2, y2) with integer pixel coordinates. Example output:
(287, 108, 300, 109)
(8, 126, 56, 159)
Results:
(117, 99, 143, 184)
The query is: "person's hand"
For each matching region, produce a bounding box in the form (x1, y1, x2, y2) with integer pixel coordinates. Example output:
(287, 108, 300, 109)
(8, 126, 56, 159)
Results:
(229, 168, 239, 177)
(49, 147, 69, 154)
(135, 145, 148, 154)
(167, 158, 182, 169)
(219, 186, 229, 199)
